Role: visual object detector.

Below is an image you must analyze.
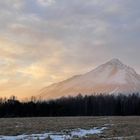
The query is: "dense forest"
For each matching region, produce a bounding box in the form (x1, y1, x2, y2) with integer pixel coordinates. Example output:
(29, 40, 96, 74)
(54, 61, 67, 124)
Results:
(0, 93, 140, 117)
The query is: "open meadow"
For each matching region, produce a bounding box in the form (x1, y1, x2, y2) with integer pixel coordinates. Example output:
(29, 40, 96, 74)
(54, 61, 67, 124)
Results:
(0, 116, 139, 140)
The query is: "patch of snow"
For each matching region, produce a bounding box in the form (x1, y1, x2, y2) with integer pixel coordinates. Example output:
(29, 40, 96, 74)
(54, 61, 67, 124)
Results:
(49, 134, 71, 140)
(0, 127, 107, 140)
(71, 127, 106, 137)
(104, 136, 135, 140)
(103, 123, 114, 127)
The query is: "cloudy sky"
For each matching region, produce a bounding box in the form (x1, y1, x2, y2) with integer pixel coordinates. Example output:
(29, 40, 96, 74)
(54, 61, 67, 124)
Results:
(0, 0, 140, 98)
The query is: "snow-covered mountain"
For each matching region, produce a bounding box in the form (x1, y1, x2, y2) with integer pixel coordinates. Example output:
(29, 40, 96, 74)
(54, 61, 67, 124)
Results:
(39, 59, 140, 99)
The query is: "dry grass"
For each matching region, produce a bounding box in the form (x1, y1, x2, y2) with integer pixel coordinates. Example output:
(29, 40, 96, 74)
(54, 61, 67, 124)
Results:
(0, 116, 139, 139)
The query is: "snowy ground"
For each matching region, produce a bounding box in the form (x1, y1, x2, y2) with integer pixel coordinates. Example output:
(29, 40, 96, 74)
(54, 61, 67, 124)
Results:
(103, 136, 136, 140)
(0, 127, 106, 140)
(0, 117, 139, 139)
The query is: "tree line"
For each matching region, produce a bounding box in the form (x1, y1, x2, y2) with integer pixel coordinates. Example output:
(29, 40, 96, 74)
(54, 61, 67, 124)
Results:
(0, 93, 140, 117)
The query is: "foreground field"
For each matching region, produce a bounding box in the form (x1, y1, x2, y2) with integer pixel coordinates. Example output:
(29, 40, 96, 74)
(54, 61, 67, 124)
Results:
(0, 116, 139, 139)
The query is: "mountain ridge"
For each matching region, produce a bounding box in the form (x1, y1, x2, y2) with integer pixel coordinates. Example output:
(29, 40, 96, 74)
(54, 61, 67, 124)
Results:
(39, 58, 140, 99)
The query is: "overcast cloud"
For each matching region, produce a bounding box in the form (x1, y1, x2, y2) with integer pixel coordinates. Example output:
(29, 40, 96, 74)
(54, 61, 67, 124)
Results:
(0, 0, 139, 98)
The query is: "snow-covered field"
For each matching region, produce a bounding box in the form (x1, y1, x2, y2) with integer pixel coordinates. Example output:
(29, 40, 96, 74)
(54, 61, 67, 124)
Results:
(0, 117, 139, 140)
(0, 127, 106, 140)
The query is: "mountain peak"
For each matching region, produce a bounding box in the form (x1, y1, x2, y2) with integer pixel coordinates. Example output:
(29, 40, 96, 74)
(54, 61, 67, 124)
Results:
(39, 59, 140, 99)
(109, 58, 122, 64)
(104, 58, 137, 75)
(107, 58, 124, 66)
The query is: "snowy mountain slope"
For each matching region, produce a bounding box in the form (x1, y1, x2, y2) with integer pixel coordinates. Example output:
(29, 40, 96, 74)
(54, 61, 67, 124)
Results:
(39, 59, 140, 99)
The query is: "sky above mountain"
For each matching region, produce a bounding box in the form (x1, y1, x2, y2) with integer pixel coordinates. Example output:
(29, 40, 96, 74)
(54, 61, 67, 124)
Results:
(0, 0, 140, 98)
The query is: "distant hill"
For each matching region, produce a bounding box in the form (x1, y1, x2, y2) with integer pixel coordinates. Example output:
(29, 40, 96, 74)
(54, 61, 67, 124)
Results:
(39, 58, 140, 99)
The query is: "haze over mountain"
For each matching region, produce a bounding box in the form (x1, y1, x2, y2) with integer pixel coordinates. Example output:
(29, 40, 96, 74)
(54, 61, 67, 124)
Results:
(39, 59, 140, 99)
